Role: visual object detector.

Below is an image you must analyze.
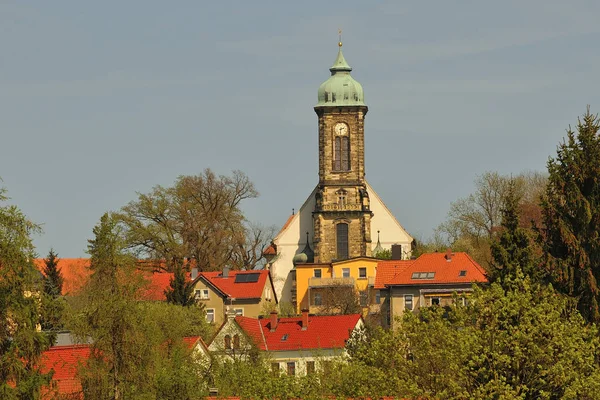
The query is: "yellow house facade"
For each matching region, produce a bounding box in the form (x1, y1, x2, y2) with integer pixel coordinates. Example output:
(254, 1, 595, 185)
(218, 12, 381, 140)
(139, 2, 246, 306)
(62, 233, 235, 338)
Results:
(293, 257, 379, 314)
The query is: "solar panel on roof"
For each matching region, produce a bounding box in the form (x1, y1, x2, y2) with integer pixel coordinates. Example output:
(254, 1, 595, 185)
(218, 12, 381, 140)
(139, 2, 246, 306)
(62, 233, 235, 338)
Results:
(234, 273, 260, 283)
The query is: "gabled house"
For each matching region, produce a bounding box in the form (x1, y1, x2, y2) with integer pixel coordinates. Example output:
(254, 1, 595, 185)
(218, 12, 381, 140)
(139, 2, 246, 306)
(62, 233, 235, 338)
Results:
(208, 311, 363, 376)
(376, 251, 488, 329)
(293, 257, 379, 315)
(191, 268, 277, 325)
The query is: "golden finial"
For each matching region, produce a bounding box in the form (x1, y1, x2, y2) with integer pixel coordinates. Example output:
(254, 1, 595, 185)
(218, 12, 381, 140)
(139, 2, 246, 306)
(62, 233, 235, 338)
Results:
(338, 29, 343, 47)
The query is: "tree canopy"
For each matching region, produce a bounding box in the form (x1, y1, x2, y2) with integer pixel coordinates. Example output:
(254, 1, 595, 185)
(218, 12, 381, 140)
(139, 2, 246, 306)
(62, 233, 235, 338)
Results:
(116, 169, 269, 272)
(540, 107, 600, 323)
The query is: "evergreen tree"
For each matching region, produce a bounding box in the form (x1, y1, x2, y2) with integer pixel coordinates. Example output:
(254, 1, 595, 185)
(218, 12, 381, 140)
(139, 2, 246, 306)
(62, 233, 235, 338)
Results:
(539, 107, 600, 323)
(165, 265, 196, 307)
(0, 187, 53, 398)
(42, 249, 63, 297)
(490, 179, 535, 283)
(74, 213, 153, 399)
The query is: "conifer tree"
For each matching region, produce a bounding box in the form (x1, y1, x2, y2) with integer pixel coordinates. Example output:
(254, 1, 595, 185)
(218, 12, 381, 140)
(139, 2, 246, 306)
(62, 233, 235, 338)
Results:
(75, 213, 153, 399)
(490, 179, 535, 283)
(42, 249, 63, 297)
(165, 265, 196, 307)
(539, 107, 600, 323)
(0, 187, 52, 398)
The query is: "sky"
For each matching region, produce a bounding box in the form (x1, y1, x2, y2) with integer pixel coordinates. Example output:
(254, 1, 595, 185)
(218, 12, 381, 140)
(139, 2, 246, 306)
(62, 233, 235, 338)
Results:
(2, 1, 600, 257)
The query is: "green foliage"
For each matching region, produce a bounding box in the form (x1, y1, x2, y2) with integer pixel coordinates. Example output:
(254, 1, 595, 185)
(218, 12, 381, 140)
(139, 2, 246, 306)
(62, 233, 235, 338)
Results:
(0, 186, 53, 399)
(42, 249, 63, 297)
(539, 108, 600, 323)
(490, 179, 537, 284)
(373, 248, 391, 259)
(342, 272, 600, 399)
(165, 265, 196, 307)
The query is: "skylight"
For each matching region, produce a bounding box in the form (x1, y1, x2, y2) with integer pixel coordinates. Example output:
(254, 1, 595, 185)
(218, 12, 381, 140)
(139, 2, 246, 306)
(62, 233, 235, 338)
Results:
(411, 272, 435, 280)
(281, 334, 288, 341)
(234, 273, 260, 283)
(459, 270, 467, 277)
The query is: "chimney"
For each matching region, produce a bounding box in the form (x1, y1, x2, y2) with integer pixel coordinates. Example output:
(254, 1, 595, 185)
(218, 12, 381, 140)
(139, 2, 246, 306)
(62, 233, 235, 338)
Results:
(226, 308, 236, 321)
(191, 268, 198, 280)
(445, 248, 453, 261)
(223, 265, 229, 278)
(270, 310, 278, 332)
(391, 244, 403, 260)
(301, 309, 309, 331)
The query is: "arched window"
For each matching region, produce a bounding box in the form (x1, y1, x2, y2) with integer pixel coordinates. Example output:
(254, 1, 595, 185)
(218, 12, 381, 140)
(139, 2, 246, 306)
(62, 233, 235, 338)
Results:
(336, 223, 349, 260)
(333, 128, 350, 172)
(233, 334, 240, 349)
(224, 335, 231, 349)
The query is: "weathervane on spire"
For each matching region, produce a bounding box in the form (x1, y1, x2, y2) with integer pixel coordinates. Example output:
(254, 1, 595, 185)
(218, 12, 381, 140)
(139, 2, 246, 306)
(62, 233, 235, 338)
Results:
(338, 29, 343, 47)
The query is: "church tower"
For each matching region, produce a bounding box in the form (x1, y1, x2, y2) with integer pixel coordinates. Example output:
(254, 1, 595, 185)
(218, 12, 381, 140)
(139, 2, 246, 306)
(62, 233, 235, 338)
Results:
(312, 41, 372, 262)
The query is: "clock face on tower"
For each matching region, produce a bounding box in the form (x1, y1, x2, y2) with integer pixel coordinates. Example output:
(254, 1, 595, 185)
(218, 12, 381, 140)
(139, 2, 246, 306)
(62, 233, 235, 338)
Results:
(334, 122, 348, 135)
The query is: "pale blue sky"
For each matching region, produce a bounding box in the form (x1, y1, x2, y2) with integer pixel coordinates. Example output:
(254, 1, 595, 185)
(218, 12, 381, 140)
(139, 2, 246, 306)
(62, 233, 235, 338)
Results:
(2, 1, 600, 257)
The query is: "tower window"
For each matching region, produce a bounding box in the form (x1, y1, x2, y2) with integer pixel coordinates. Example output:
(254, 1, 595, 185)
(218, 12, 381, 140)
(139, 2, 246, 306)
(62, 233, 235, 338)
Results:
(336, 223, 349, 260)
(333, 136, 350, 171)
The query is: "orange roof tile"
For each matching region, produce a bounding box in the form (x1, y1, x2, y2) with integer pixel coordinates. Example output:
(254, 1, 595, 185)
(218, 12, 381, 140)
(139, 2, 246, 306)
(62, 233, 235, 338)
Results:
(236, 314, 361, 351)
(198, 270, 270, 299)
(40, 345, 90, 397)
(275, 214, 295, 238)
(374, 260, 414, 289)
(386, 252, 488, 286)
(34, 258, 91, 296)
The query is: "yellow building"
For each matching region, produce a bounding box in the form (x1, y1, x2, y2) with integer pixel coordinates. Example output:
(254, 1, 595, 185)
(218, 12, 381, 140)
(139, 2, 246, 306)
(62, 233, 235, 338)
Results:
(293, 257, 378, 315)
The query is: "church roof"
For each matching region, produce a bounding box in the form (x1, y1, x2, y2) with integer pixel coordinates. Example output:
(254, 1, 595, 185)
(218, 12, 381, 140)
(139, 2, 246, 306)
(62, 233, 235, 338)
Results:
(316, 42, 365, 107)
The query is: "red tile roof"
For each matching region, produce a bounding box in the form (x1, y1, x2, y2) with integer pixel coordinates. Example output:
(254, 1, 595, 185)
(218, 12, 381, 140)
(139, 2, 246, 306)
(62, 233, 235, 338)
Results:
(235, 314, 361, 351)
(40, 345, 90, 397)
(263, 243, 277, 256)
(374, 260, 414, 289)
(386, 252, 487, 286)
(140, 271, 175, 301)
(199, 270, 270, 299)
(34, 258, 91, 296)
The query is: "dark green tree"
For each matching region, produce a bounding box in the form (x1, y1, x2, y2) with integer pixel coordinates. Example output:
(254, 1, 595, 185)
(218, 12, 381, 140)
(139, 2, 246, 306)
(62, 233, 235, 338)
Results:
(165, 265, 196, 307)
(490, 179, 536, 283)
(42, 249, 63, 297)
(0, 186, 53, 399)
(539, 107, 600, 323)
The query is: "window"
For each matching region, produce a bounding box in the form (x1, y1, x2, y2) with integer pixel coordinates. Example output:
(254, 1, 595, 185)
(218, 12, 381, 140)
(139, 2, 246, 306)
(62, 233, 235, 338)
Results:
(360, 291, 368, 307)
(375, 290, 381, 304)
(404, 295, 413, 311)
(333, 136, 350, 172)
(342, 268, 350, 278)
(337, 223, 349, 260)
(459, 270, 467, 277)
(411, 272, 435, 280)
(313, 293, 322, 306)
(234, 273, 260, 283)
(358, 267, 367, 279)
(196, 289, 209, 300)
(233, 334, 240, 349)
(271, 363, 280, 376)
(224, 335, 231, 349)
(430, 297, 441, 306)
(306, 361, 315, 375)
(234, 308, 244, 316)
(287, 361, 296, 376)
(314, 269, 322, 278)
(206, 309, 215, 323)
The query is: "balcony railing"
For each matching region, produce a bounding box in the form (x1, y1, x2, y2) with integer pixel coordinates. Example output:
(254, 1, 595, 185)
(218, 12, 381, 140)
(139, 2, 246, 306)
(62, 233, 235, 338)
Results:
(320, 203, 361, 211)
(308, 277, 355, 288)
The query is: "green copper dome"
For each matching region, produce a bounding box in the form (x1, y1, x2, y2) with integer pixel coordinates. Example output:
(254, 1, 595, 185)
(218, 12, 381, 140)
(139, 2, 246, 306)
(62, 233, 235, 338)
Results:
(317, 44, 365, 107)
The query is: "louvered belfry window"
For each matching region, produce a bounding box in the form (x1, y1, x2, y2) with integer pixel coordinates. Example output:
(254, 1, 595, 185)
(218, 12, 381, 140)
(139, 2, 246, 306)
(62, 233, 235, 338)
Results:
(333, 136, 350, 171)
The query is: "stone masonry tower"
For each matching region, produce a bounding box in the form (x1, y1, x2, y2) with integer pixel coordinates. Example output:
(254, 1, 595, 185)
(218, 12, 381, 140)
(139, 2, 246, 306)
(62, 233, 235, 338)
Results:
(312, 41, 372, 263)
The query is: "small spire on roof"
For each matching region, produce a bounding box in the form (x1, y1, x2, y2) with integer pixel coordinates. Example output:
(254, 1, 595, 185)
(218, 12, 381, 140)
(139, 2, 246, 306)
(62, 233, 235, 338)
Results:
(338, 28, 343, 47)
